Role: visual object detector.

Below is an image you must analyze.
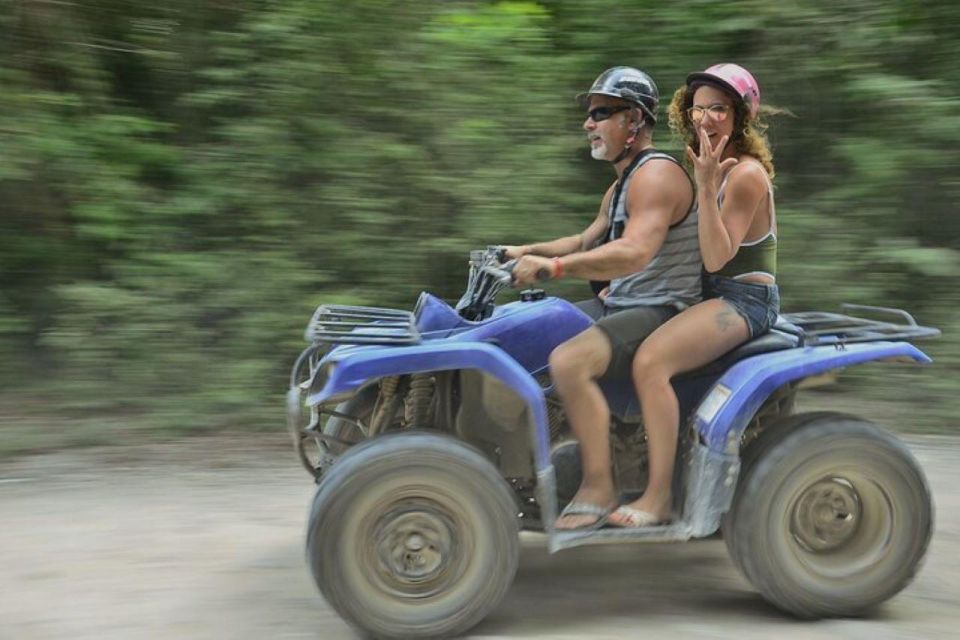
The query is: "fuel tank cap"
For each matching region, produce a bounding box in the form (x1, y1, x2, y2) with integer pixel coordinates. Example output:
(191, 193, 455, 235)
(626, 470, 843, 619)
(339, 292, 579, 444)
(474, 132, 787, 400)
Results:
(520, 289, 546, 302)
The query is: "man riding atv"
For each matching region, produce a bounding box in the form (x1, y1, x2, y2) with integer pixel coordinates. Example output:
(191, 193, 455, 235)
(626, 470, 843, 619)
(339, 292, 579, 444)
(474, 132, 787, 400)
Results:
(505, 66, 701, 530)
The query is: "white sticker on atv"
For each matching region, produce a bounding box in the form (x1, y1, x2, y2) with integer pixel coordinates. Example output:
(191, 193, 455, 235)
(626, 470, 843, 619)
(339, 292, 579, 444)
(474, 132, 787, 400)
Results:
(696, 384, 732, 424)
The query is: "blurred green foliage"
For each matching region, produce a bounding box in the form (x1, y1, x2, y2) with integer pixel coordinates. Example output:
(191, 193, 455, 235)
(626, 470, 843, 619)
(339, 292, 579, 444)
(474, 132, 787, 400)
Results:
(1, 0, 958, 446)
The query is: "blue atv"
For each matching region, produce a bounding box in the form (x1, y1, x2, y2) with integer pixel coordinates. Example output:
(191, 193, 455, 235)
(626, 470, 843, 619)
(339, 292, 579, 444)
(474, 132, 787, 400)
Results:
(287, 246, 939, 639)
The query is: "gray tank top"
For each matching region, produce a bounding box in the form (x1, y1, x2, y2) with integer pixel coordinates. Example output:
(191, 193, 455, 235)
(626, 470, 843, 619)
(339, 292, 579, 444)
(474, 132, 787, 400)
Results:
(602, 151, 702, 310)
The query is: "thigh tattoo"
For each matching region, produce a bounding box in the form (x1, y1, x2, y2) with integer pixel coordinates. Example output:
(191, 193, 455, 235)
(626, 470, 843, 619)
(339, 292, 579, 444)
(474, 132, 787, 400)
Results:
(715, 306, 738, 332)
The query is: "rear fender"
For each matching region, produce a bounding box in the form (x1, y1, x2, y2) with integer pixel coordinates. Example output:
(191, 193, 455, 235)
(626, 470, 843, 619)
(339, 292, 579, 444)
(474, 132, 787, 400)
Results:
(679, 341, 932, 537)
(695, 341, 932, 454)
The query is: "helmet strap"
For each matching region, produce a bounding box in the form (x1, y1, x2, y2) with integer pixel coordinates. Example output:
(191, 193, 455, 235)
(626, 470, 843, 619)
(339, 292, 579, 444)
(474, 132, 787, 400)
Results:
(611, 113, 644, 164)
(611, 147, 632, 164)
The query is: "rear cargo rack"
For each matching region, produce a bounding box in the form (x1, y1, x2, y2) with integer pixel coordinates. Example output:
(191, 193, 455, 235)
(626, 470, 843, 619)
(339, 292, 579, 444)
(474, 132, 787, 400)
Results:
(305, 304, 420, 345)
(782, 304, 940, 347)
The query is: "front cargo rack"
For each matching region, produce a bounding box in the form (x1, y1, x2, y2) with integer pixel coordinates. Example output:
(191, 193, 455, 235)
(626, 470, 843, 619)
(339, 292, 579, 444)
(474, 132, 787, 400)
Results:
(782, 304, 940, 347)
(305, 304, 420, 345)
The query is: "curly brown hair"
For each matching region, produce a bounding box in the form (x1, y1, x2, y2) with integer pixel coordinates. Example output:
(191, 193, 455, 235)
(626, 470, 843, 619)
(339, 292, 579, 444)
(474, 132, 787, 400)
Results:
(667, 83, 776, 179)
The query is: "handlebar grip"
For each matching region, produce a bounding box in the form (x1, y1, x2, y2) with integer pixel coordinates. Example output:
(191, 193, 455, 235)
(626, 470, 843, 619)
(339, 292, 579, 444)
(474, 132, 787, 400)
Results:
(488, 245, 508, 263)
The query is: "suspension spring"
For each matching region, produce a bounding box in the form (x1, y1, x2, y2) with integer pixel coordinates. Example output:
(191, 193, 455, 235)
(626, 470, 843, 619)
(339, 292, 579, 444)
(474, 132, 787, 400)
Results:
(370, 376, 402, 436)
(546, 399, 567, 443)
(380, 375, 400, 398)
(404, 373, 435, 428)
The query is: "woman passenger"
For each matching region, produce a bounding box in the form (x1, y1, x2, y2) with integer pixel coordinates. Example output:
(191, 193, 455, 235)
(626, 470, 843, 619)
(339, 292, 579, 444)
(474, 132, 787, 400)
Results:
(609, 64, 781, 527)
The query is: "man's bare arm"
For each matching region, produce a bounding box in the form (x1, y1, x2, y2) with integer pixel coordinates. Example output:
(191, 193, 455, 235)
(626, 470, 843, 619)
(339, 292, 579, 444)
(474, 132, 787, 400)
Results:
(507, 185, 614, 258)
(513, 233, 582, 259)
(558, 161, 691, 280)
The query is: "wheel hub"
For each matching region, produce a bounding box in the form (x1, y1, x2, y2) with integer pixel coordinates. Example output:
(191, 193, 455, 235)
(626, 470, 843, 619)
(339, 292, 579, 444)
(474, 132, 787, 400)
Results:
(791, 477, 862, 552)
(373, 503, 459, 595)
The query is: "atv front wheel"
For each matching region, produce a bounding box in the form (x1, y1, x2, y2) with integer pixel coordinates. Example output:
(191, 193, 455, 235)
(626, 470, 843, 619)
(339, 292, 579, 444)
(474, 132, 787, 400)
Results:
(306, 432, 520, 639)
(726, 413, 933, 617)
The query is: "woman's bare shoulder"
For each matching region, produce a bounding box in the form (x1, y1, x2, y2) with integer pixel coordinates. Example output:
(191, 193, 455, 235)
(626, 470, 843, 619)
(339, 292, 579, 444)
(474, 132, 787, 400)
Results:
(729, 156, 770, 184)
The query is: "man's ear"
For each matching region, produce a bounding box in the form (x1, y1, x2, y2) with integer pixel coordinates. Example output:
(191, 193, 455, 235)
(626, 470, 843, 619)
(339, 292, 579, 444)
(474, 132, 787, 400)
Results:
(626, 111, 645, 142)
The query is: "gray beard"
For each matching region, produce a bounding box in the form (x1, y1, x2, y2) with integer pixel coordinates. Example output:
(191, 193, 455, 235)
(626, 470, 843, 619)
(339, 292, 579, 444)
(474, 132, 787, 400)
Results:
(590, 141, 609, 160)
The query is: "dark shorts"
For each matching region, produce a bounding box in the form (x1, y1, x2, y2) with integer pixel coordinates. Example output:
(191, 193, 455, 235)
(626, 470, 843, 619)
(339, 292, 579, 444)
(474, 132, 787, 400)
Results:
(575, 298, 677, 379)
(703, 274, 780, 338)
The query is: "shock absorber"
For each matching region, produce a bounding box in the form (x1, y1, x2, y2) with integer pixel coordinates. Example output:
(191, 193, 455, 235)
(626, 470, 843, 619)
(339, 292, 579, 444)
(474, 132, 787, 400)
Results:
(404, 373, 435, 428)
(546, 397, 568, 443)
(370, 376, 402, 436)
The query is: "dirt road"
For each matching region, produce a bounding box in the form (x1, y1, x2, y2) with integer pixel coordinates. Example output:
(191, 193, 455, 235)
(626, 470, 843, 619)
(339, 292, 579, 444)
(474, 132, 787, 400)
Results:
(2, 433, 958, 640)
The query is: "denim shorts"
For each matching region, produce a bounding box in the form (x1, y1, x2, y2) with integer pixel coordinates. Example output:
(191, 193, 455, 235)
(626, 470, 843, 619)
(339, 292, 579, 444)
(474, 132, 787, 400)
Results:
(703, 274, 780, 338)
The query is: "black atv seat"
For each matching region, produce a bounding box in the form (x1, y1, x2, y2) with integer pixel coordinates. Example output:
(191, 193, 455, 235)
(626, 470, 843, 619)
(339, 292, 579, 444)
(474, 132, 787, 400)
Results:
(679, 319, 803, 380)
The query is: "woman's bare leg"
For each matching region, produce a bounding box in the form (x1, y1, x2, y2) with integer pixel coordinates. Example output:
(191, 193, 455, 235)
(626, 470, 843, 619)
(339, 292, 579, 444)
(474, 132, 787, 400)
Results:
(617, 300, 749, 522)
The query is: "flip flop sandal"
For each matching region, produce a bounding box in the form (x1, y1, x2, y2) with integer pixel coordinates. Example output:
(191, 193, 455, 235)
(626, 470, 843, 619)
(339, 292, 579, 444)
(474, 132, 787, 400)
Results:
(607, 505, 669, 529)
(555, 501, 614, 532)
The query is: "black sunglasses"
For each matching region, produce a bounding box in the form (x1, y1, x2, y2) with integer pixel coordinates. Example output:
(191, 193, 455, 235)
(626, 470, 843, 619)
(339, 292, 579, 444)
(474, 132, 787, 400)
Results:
(586, 105, 630, 122)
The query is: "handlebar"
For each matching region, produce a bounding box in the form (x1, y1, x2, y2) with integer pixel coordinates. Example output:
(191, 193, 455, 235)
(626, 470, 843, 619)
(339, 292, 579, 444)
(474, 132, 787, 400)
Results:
(480, 263, 514, 286)
(481, 255, 550, 286)
(457, 247, 549, 320)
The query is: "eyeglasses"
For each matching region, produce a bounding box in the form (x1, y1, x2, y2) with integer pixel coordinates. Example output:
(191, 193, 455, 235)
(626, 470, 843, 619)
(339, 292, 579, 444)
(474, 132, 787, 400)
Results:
(586, 105, 630, 122)
(687, 104, 731, 124)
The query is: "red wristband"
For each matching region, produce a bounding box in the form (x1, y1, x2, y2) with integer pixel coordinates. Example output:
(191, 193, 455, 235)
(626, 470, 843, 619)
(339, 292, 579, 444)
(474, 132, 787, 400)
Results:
(552, 257, 564, 279)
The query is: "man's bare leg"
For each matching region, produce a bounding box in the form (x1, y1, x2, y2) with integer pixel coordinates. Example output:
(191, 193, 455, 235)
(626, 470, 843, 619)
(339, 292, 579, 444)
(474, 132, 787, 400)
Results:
(549, 327, 618, 529)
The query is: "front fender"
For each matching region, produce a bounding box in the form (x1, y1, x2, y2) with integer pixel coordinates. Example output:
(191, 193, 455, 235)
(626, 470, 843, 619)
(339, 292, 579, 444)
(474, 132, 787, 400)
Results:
(695, 341, 932, 454)
(306, 341, 552, 470)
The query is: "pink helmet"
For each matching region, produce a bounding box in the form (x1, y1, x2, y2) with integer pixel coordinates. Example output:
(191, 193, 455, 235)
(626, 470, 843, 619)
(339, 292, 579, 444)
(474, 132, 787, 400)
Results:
(686, 63, 760, 119)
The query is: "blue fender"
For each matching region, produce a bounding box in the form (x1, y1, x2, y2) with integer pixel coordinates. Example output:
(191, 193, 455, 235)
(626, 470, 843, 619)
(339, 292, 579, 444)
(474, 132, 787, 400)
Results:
(306, 341, 553, 470)
(695, 341, 932, 454)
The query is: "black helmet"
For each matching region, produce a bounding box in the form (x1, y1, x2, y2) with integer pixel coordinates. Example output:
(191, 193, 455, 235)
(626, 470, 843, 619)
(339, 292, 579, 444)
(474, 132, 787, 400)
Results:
(580, 66, 659, 124)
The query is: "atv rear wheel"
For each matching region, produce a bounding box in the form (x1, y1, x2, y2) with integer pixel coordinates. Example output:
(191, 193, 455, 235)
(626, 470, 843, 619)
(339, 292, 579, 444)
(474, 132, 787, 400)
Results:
(725, 413, 933, 617)
(307, 432, 520, 639)
(722, 411, 836, 569)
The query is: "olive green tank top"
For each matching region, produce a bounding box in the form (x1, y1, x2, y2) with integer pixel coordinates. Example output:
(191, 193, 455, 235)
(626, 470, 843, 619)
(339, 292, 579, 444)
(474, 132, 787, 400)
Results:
(713, 163, 777, 280)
